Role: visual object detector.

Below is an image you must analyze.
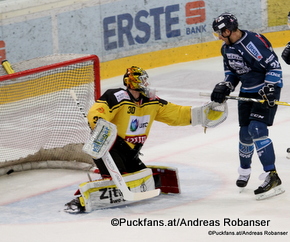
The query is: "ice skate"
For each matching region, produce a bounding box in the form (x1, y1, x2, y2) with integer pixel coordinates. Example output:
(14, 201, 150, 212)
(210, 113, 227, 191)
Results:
(236, 167, 251, 192)
(286, 148, 290, 159)
(64, 197, 86, 214)
(254, 171, 285, 200)
(236, 174, 250, 188)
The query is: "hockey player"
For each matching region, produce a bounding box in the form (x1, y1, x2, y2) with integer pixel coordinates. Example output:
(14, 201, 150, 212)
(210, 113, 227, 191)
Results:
(65, 66, 227, 213)
(281, 11, 290, 158)
(281, 12, 290, 65)
(211, 13, 284, 200)
(88, 66, 192, 177)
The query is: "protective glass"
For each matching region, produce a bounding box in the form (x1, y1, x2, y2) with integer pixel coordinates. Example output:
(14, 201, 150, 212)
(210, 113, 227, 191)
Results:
(138, 73, 149, 87)
(138, 73, 156, 99)
(213, 30, 222, 40)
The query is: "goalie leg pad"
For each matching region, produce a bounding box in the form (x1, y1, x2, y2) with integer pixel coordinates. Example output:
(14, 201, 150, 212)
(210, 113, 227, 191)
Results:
(78, 168, 155, 212)
(148, 165, 180, 194)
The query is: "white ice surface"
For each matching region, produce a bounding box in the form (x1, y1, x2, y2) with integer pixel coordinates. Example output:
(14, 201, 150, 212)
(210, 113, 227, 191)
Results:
(1, 47, 290, 242)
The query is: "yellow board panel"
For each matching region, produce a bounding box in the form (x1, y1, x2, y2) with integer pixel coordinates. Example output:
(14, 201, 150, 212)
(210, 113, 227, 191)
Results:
(100, 30, 290, 79)
(268, 0, 290, 27)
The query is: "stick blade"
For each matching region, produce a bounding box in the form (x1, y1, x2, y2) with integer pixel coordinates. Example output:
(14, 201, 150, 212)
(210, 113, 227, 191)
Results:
(122, 188, 161, 201)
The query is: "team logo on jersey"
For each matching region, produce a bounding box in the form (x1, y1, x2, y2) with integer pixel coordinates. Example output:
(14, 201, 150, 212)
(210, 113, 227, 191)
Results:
(246, 42, 263, 60)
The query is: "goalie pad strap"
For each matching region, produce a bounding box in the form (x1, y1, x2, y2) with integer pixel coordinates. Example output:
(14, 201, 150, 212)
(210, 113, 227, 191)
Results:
(191, 106, 203, 126)
(148, 165, 180, 194)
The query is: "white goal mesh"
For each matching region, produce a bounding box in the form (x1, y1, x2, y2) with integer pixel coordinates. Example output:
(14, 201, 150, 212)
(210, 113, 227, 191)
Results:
(0, 54, 100, 175)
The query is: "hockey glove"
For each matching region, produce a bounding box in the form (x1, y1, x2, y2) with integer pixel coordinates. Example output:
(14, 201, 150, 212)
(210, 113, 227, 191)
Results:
(258, 84, 276, 107)
(211, 82, 233, 103)
(281, 42, 290, 65)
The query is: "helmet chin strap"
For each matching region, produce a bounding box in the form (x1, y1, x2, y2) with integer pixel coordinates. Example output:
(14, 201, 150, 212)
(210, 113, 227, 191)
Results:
(222, 30, 233, 45)
(127, 88, 142, 102)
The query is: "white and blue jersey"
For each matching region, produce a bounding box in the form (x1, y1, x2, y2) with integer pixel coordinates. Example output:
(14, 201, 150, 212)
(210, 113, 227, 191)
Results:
(221, 30, 283, 93)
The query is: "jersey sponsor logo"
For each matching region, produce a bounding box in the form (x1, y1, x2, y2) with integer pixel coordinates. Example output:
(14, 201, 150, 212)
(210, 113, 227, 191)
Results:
(126, 115, 150, 135)
(246, 42, 263, 60)
(99, 187, 124, 204)
(114, 90, 130, 102)
(92, 126, 111, 153)
(96, 107, 105, 113)
(130, 119, 148, 132)
(266, 71, 281, 78)
(226, 53, 243, 61)
(125, 135, 147, 144)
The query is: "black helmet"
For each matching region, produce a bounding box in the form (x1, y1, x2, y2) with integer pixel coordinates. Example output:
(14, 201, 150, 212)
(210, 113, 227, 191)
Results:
(212, 13, 238, 32)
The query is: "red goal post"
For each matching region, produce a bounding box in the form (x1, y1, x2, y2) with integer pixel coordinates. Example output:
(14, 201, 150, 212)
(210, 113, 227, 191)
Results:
(0, 54, 100, 175)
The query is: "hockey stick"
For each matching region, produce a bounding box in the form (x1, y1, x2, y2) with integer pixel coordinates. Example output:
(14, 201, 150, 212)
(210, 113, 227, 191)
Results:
(70, 90, 160, 201)
(199, 92, 290, 106)
(69, 89, 87, 118)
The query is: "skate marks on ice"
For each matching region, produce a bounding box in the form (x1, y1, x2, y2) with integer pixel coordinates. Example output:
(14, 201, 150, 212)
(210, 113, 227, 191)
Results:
(0, 163, 222, 224)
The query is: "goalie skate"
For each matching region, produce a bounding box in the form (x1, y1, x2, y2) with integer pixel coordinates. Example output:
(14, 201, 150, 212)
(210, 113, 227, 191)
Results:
(64, 197, 86, 214)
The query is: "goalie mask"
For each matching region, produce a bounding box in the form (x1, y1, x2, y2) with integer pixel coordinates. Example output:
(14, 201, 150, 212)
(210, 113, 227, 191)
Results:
(123, 66, 156, 98)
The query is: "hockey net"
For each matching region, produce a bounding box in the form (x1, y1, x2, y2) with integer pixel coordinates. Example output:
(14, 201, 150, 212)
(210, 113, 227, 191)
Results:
(0, 54, 100, 175)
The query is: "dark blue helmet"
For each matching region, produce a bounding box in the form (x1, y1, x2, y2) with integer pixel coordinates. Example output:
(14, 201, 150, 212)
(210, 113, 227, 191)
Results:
(212, 13, 238, 32)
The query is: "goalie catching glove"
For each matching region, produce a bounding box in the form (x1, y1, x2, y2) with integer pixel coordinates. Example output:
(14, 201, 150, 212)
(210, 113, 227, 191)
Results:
(191, 101, 228, 129)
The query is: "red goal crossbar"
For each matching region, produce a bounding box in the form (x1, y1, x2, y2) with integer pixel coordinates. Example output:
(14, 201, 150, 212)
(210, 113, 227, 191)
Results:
(0, 54, 101, 100)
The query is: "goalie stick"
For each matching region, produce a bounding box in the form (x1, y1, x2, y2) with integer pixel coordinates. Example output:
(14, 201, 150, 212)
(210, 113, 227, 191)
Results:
(199, 92, 290, 106)
(69, 90, 160, 201)
(69, 89, 87, 118)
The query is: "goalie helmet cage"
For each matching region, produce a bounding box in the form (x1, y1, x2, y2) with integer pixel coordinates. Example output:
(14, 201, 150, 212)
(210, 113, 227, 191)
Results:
(0, 54, 100, 175)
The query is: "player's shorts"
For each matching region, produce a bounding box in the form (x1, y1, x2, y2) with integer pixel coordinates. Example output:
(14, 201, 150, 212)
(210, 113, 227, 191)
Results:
(238, 88, 281, 127)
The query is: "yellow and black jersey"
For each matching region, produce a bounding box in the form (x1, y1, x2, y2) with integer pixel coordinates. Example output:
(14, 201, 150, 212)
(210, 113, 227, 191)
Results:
(87, 88, 191, 148)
